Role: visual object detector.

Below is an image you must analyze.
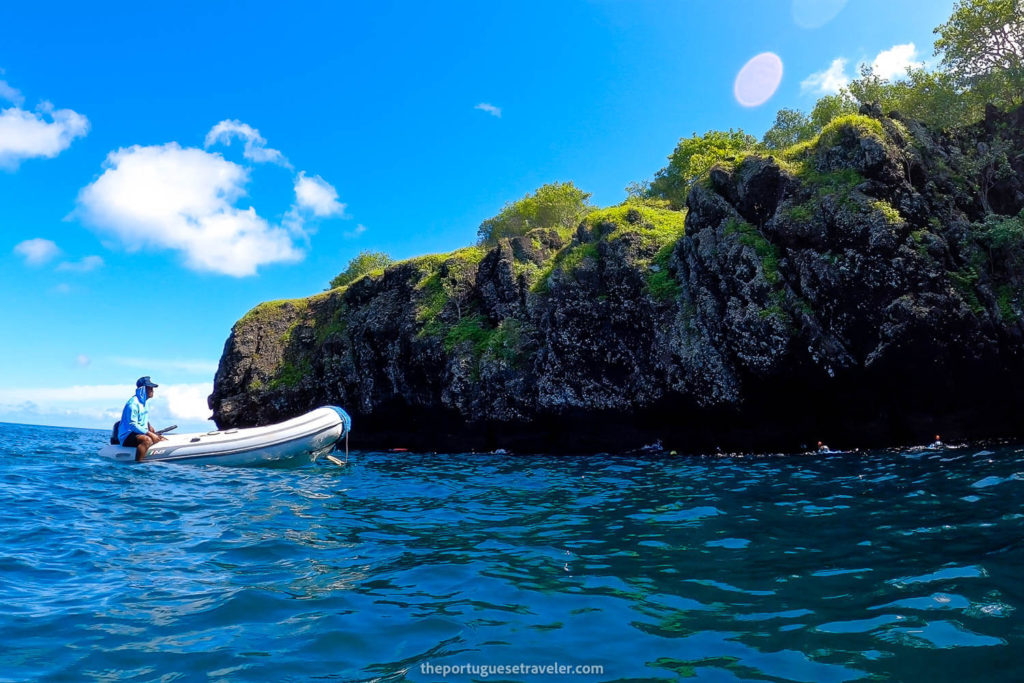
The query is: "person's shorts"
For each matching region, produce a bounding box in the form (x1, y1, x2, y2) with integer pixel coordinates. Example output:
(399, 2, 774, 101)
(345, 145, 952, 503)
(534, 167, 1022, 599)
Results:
(121, 433, 141, 447)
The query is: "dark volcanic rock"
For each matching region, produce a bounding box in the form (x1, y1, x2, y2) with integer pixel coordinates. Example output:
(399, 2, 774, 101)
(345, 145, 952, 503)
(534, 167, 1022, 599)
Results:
(210, 107, 1024, 453)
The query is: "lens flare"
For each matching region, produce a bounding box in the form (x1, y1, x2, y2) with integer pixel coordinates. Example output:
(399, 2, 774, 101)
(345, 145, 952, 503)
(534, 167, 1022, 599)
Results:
(733, 52, 784, 108)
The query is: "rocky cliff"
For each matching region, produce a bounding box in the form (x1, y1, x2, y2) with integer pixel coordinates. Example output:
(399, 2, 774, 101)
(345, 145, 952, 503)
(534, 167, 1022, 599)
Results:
(209, 104, 1024, 453)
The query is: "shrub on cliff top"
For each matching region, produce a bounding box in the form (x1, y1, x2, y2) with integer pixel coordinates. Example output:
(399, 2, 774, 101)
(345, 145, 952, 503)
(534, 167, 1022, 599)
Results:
(585, 201, 687, 243)
(530, 200, 688, 298)
(648, 129, 758, 208)
(762, 96, 861, 150)
(329, 251, 394, 289)
(777, 114, 886, 169)
(816, 114, 886, 149)
(477, 182, 592, 245)
(239, 297, 309, 327)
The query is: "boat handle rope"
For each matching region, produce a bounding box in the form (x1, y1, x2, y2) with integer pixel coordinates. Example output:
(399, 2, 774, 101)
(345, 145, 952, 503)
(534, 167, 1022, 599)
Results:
(326, 430, 349, 468)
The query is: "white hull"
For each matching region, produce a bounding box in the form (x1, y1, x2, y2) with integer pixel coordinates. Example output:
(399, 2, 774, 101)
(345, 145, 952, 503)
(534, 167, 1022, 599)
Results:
(98, 406, 350, 466)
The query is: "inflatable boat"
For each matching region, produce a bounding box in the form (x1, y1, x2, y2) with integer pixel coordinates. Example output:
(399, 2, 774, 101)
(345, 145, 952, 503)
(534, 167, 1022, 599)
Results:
(98, 406, 351, 466)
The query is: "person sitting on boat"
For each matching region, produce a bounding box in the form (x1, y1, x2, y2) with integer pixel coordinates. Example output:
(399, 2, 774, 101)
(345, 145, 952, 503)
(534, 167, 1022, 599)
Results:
(817, 441, 830, 453)
(118, 376, 166, 462)
(931, 434, 944, 449)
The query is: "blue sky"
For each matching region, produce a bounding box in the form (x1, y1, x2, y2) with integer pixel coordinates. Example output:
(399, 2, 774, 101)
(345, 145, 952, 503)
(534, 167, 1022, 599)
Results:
(0, 0, 956, 431)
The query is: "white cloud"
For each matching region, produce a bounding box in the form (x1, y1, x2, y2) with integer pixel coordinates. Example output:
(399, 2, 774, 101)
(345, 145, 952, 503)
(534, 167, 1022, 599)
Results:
(293, 172, 346, 218)
(0, 101, 89, 170)
(76, 142, 304, 277)
(870, 43, 923, 80)
(801, 57, 850, 94)
(475, 103, 502, 118)
(283, 172, 347, 238)
(0, 79, 24, 106)
(345, 224, 367, 239)
(14, 238, 61, 265)
(0, 400, 123, 428)
(16, 240, 104, 274)
(57, 255, 104, 272)
(803, 43, 923, 99)
(204, 119, 290, 168)
(162, 383, 214, 421)
(0, 382, 213, 431)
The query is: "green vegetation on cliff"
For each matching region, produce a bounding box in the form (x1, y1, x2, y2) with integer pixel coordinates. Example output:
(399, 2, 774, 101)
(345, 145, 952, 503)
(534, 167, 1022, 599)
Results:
(237, 297, 309, 329)
(477, 182, 592, 245)
(527, 200, 687, 299)
(321, 0, 1021, 322)
(640, 0, 1022, 204)
(412, 246, 490, 336)
(259, 0, 1024, 408)
(647, 130, 758, 208)
(329, 251, 394, 289)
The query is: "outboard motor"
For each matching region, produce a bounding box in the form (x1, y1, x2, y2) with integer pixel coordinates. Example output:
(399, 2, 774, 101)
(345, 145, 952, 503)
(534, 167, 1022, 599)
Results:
(110, 421, 121, 445)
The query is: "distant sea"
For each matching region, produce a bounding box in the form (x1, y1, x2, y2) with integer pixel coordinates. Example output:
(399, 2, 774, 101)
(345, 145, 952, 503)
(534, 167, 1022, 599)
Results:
(1, 421, 1022, 681)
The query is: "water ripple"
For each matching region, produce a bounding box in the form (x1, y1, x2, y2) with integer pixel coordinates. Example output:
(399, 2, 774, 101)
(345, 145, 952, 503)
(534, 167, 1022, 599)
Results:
(1, 423, 1023, 680)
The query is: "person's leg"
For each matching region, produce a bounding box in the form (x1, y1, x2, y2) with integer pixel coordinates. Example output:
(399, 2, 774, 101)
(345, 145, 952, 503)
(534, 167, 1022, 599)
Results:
(122, 432, 139, 451)
(135, 434, 153, 462)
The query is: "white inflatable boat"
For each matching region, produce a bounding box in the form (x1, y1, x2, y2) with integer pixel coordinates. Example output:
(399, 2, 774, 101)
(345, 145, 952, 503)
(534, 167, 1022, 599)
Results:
(98, 406, 351, 466)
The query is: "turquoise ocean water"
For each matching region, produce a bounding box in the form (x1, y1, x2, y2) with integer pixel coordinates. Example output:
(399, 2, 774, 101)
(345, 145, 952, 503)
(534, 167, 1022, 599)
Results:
(1, 421, 1022, 681)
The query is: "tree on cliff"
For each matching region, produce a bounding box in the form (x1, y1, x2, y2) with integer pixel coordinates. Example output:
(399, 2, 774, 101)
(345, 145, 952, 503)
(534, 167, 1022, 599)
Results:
(762, 95, 858, 150)
(755, 0, 1023, 152)
(835, 0, 1023, 127)
(477, 182, 592, 245)
(329, 250, 394, 289)
(809, 94, 859, 129)
(976, 209, 1024, 277)
(842, 64, 976, 129)
(761, 109, 816, 150)
(648, 129, 757, 208)
(934, 0, 1024, 108)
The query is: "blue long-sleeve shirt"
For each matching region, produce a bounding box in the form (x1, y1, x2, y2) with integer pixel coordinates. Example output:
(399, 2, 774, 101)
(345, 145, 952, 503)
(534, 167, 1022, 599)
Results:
(118, 387, 150, 444)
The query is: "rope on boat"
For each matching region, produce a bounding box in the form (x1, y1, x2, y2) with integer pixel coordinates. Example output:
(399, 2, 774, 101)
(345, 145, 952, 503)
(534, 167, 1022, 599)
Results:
(328, 432, 349, 466)
(326, 413, 351, 467)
